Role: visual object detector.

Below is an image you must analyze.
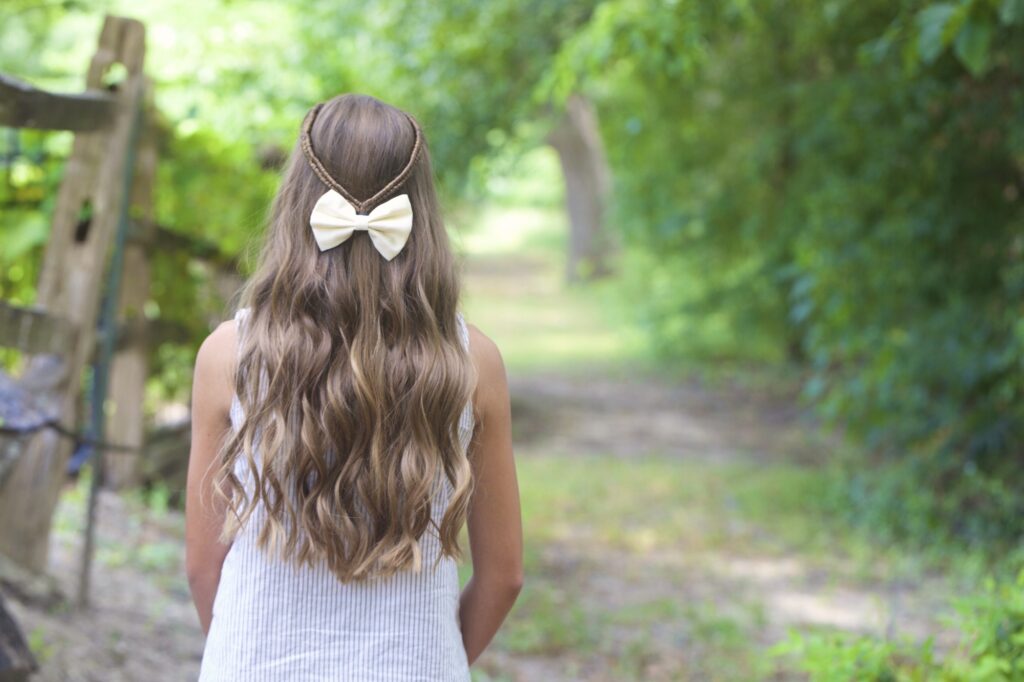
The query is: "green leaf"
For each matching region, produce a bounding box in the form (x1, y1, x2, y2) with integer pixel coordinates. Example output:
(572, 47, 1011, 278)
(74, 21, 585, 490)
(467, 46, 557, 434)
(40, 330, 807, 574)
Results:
(999, 0, 1024, 24)
(0, 215, 49, 263)
(917, 3, 959, 63)
(954, 17, 993, 76)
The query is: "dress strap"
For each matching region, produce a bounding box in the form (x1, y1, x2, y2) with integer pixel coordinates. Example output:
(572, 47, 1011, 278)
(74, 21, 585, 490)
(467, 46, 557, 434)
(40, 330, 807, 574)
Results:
(233, 307, 250, 360)
(455, 311, 469, 352)
(233, 306, 249, 328)
(228, 307, 250, 431)
(454, 311, 475, 448)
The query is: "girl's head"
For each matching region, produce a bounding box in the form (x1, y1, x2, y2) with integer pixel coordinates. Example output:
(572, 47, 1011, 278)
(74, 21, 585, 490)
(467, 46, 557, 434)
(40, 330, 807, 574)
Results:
(216, 94, 475, 582)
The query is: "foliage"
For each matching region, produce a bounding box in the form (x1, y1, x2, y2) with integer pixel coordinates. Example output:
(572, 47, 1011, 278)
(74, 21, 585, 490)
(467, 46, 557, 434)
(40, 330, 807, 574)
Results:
(292, 0, 600, 197)
(951, 569, 1024, 680)
(774, 630, 943, 681)
(775, 569, 1024, 681)
(836, 451, 1024, 550)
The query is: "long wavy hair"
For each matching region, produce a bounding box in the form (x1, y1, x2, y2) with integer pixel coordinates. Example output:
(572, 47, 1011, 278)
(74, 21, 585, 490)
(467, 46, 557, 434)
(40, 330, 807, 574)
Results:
(213, 94, 475, 582)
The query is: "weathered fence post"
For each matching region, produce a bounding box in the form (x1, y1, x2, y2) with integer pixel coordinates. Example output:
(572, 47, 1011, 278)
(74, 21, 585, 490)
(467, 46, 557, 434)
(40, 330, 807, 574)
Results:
(105, 84, 157, 490)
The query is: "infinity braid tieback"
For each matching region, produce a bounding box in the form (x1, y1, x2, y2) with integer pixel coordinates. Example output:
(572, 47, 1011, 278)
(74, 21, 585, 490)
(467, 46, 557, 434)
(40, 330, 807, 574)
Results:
(300, 103, 424, 260)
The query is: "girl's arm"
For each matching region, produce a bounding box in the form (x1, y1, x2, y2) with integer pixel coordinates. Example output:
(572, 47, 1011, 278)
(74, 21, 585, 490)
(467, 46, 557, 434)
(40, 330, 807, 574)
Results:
(184, 320, 237, 635)
(459, 325, 524, 665)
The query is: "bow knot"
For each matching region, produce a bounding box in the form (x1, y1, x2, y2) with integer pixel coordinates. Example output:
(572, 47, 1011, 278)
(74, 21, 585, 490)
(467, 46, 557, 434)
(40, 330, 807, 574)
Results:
(309, 190, 413, 260)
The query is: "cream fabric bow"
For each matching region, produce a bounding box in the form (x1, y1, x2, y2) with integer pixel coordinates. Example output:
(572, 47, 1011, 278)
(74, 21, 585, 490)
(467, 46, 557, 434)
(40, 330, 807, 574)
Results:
(309, 191, 413, 261)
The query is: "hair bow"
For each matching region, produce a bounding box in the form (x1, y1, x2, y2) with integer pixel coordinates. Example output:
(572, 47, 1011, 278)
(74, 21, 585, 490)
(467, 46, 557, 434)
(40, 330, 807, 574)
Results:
(309, 191, 413, 261)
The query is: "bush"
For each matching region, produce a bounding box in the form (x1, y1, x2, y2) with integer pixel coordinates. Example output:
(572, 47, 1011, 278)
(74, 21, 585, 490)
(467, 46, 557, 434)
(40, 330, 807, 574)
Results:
(948, 570, 1024, 680)
(774, 631, 941, 681)
(775, 569, 1024, 681)
(838, 454, 1024, 550)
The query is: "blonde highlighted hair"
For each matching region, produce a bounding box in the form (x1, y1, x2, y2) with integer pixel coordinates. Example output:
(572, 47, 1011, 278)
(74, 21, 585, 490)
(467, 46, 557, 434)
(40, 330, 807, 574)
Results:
(214, 94, 476, 582)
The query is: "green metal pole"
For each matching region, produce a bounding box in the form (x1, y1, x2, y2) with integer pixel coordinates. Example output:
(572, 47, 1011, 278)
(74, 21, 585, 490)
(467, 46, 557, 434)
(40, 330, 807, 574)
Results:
(78, 91, 145, 608)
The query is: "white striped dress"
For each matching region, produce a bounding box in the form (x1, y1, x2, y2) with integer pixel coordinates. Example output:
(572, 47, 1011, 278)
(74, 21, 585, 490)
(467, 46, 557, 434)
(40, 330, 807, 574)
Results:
(198, 307, 474, 681)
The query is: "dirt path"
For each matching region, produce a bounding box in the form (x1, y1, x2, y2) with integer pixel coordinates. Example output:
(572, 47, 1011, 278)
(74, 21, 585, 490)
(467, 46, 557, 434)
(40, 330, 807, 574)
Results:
(508, 372, 816, 463)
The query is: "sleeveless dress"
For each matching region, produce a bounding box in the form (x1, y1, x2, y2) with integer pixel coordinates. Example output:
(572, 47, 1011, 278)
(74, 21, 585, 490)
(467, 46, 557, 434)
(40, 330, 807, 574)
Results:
(197, 307, 474, 682)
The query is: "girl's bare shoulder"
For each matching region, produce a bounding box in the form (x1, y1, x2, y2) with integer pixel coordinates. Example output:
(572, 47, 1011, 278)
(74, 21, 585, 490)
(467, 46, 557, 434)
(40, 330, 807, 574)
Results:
(192, 317, 239, 413)
(467, 322, 504, 369)
(465, 323, 508, 408)
(196, 318, 238, 367)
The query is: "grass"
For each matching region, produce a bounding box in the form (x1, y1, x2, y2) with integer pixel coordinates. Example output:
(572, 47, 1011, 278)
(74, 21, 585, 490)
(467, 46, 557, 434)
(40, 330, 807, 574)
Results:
(466, 454, 840, 679)
(479, 448, 1005, 679)
(516, 453, 831, 547)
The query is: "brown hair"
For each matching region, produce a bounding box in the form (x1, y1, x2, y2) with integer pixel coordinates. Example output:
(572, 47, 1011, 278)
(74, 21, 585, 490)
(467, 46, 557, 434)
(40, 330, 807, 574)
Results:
(214, 94, 475, 582)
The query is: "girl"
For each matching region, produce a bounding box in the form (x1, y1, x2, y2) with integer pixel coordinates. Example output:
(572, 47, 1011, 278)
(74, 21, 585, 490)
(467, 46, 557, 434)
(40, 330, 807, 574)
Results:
(185, 94, 523, 681)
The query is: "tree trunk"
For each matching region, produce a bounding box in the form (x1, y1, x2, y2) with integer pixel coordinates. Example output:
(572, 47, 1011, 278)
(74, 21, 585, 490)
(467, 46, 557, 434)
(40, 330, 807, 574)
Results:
(547, 94, 613, 282)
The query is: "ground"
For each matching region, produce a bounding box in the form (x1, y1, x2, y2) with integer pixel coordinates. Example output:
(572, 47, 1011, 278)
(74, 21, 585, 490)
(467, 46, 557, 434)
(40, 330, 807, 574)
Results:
(3, 207, 965, 681)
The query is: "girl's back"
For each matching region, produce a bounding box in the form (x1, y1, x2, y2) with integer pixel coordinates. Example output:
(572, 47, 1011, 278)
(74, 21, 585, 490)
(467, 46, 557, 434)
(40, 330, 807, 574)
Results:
(185, 94, 523, 682)
(197, 308, 474, 681)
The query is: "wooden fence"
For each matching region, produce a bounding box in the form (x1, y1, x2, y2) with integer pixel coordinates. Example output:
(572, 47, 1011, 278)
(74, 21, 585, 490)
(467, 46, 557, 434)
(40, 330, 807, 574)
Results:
(0, 14, 151, 588)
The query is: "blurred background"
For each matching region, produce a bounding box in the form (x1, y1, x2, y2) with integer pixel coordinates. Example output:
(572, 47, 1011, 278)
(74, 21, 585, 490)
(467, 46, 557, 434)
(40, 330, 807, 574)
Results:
(0, 1, 1022, 680)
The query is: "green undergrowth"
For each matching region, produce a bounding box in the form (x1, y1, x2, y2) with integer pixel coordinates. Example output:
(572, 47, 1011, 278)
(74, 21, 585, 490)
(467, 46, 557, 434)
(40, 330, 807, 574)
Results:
(774, 569, 1024, 681)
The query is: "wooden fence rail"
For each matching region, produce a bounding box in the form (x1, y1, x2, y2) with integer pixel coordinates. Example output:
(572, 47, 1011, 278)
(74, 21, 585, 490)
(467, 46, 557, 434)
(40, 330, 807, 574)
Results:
(0, 73, 116, 132)
(0, 302, 76, 357)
